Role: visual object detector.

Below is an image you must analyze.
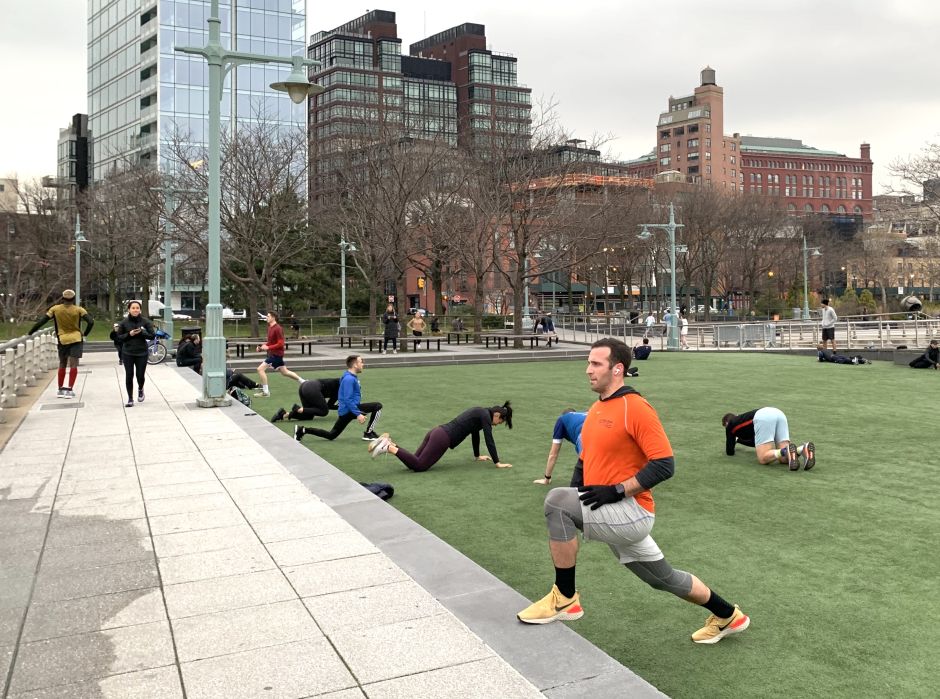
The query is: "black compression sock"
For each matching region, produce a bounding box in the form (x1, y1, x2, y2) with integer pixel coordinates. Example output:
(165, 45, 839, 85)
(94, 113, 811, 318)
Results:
(702, 590, 735, 619)
(554, 566, 576, 599)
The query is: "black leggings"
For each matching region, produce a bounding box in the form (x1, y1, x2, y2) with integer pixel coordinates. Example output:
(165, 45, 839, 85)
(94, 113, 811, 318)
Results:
(393, 426, 451, 472)
(304, 402, 382, 440)
(227, 371, 258, 390)
(290, 380, 334, 420)
(122, 352, 148, 398)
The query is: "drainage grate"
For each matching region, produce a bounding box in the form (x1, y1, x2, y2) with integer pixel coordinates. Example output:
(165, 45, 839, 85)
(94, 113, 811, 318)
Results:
(40, 402, 85, 410)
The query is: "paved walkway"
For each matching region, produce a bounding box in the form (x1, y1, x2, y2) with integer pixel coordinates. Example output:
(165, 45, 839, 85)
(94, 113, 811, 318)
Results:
(0, 353, 662, 698)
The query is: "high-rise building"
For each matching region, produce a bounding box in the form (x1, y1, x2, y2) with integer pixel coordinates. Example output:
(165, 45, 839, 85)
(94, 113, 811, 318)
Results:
(87, 0, 306, 181)
(307, 10, 531, 200)
(55, 114, 92, 208)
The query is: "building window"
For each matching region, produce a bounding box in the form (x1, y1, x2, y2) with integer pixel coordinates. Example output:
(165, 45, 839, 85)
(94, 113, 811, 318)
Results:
(660, 143, 671, 153)
(660, 157, 670, 166)
(660, 130, 671, 139)
(804, 204, 813, 212)
(837, 205, 846, 213)
(821, 204, 830, 213)
(787, 203, 797, 211)
(688, 138, 699, 148)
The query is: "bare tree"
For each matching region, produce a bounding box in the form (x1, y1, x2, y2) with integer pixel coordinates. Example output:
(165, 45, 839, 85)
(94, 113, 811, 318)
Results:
(170, 118, 313, 335)
(889, 140, 940, 224)
(81, 163, 166, 318)
(0, 179, 71, 321)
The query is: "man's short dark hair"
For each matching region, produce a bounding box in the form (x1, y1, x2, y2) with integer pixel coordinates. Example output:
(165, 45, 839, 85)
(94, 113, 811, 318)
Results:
(591, 337, 632, 373)
(345, 355, 360, 368)
(642, 338, 649, 345)
(722, 413, 736, 427)
(821, 298, 830, 306)
(268, 310, 279, 322)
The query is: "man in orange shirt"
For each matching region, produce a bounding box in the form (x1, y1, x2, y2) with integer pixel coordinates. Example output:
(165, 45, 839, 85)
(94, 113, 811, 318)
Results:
(517, 338, 750, 644)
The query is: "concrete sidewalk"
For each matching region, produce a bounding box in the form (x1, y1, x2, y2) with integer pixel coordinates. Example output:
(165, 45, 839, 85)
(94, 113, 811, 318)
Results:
(0, 353, 662, 698)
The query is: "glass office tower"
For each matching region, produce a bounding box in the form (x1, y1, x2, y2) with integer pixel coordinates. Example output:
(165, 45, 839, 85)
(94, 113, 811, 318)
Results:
(88, 0, 305, 180)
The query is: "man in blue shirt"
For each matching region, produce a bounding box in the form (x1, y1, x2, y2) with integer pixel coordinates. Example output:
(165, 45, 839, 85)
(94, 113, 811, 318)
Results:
(534, 410, 587, 487)
(295, 355, 383, 442)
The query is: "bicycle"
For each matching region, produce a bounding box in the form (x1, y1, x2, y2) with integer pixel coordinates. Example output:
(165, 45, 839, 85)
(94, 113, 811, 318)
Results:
(147, 329, 171, 365)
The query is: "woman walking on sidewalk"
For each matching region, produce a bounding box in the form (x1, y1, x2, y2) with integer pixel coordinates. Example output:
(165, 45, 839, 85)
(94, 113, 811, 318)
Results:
(117, 301, 155, 407)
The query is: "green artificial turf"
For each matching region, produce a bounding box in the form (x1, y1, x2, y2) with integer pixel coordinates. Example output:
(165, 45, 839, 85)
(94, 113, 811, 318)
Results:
(260, 353, 938, 698)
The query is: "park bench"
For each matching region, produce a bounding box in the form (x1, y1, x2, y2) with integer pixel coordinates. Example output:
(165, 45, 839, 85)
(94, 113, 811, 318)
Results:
(483, 334, 559, 349)
(446, 331, 474, 344)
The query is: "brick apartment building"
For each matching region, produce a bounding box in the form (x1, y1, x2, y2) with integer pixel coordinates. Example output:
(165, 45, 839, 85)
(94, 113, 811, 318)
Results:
(625, 68, 874, 221)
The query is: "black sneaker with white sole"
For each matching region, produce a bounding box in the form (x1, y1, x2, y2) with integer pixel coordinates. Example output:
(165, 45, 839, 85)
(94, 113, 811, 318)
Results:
(271, 408, 286, 423)
(294, 425, 304, 441)
(787, 443, 799, 471)
(802, 442, 816, 470)
(362, 431, 379, 441)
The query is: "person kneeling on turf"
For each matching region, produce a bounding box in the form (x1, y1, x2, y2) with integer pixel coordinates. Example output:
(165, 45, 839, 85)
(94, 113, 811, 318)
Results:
(722, 407, 815, 471)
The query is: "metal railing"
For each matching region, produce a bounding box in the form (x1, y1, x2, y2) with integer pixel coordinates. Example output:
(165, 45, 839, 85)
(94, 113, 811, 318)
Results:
(551, 313, 940, 352)
(0, 331, 56, 418)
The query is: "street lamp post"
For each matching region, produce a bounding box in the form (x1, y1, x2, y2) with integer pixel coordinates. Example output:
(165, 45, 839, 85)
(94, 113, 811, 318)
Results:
(339, 237, 357, 330)
(178, 1, 322, 406)
(638, 202, 683, 350)
(73, 215, 87, 306)
(802, 235, 821, 320)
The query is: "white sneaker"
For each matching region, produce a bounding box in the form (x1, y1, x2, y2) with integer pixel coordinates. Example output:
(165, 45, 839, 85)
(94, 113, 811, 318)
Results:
(368, 435, 391, 458)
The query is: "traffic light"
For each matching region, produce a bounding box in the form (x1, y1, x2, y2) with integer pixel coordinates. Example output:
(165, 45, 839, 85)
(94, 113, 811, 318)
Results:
(417, 277, 425, 289)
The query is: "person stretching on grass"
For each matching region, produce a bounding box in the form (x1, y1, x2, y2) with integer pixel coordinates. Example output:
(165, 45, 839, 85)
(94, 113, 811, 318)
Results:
(722, 407, 815, 471)
(534, 409, 586, 486)
(271, 377, 340, 423)
(517, 338, 750, 645)
(368, 402, 513, 471)
(296, 356, 382, 442)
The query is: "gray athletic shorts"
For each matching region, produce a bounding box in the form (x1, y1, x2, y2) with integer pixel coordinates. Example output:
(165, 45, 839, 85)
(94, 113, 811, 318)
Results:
(753, 407, 789, 446)
(547, 487, 662, 563)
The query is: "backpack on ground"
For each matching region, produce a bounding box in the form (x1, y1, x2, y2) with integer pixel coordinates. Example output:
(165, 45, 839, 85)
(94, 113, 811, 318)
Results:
(359, 481, 394, 500)
(229, 386, 252, 407)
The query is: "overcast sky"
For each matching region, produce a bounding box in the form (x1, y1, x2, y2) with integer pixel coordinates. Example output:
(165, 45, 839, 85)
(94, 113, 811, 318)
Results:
(2, 0, 937, 192)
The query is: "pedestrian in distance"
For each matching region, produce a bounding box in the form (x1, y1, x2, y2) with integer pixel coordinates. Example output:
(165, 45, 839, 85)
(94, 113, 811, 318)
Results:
(820, 298, 838, 352)
(368, 402, 513, 472)
(288, 313, 301, 339)
(382, 303, 399, 354)
(643, 311, 655, 339)
(452, 316, 465, 332)
(28, 288, 95, 399)
(679, 314, 690, 349)
(295, 355, 382, 442)
(633, 337, 652, 360)
(517, 338, 750, 645)
(908, 339, 939, 369)
(176, 334, 202, 373)
(271, 377, 340, 423)
(109, 323, 123, 365)
(722, 407, 815, 471)
(407, 310, 427, 337)
(117, 301, 155, 407)
(255, 311, 303, 397)
(534, 409, 586, 486)
(430, 313, 441, 334)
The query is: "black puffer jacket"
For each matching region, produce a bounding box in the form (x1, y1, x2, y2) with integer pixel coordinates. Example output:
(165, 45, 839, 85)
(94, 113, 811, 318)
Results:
(117, 314, 155, 356)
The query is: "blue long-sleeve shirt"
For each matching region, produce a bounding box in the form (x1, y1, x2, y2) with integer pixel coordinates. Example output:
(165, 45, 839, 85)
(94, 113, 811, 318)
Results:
(338, 370, 361, 416)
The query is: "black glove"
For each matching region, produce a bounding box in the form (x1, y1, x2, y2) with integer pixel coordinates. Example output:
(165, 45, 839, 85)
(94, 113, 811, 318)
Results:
(578, 484, 625, 510)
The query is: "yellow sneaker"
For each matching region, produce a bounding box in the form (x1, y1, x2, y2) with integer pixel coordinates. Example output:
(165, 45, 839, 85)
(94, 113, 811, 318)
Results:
(691, 605, 750, 644)
(517, 585, 583, 625)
